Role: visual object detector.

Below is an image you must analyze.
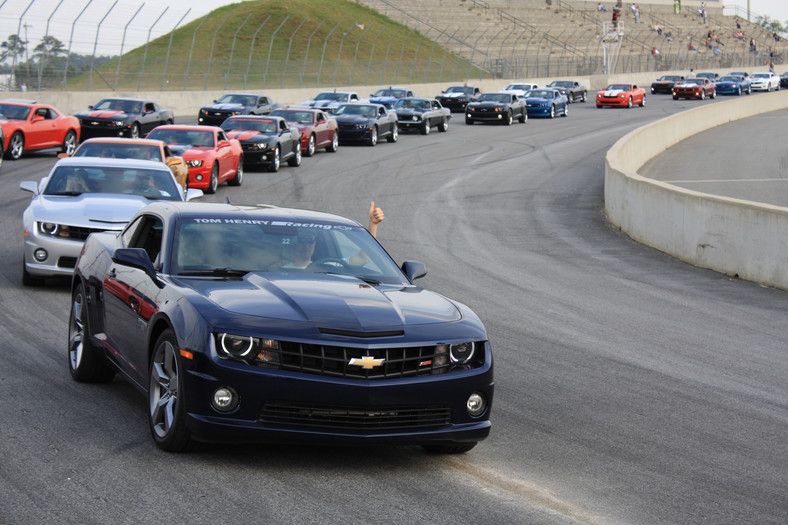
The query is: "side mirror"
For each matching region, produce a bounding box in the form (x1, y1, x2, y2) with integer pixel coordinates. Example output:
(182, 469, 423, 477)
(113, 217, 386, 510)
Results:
(111, 248, 163, 288)
(32, 115, 45, 122)
(401, 260, 427, 282)
(185, 188, 204, 201)
(218, 140, 230, 148)
(166, 157, 182, 166)
(88, 105, 95, 110)
(19, 180, 39, 194)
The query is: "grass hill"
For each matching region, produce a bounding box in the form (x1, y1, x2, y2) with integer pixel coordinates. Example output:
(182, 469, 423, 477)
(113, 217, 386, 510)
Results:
(73, 0, 484, 91)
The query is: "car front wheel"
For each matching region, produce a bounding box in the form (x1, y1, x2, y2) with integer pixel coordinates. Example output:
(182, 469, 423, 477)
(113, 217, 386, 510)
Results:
(148, 329, 195, 452)
(305, 134, 316, 157)
(269, 146, 281, 171)
(368, 127, 378, 146)
(326, 131, 339, 152)
(207, 163, 219, 193)
(8, 132, 24, 160)
(386, 124, 398, 143)
(639, 95, 646, 107)
(129, 122, 140, 139)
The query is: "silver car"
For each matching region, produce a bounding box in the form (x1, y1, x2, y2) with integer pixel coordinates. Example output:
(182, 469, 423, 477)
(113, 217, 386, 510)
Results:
(20, 156, 203, 285)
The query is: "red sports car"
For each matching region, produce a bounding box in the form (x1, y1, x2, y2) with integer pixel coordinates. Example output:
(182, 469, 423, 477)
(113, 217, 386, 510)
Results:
(672, 78, 716, 100)
(269, 107, 339, 156)
(1, 99, 80, 160)
(147, 125, 243, 194)
(596, 83, 647, 108)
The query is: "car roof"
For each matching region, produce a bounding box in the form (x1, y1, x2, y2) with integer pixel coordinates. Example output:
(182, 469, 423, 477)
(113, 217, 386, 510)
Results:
(140, 201, 363, 227)
(2, 98, 38, 105)
(98, 97, 147, 102)
(225, 115, 285, 121)
(153, 124, 219, 131)
(79, 137, 167, 147)
(54, 156, 172, 172)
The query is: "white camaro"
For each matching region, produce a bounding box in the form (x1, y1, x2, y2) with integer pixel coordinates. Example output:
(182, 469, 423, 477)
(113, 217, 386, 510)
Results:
(749, 71, 781, 92)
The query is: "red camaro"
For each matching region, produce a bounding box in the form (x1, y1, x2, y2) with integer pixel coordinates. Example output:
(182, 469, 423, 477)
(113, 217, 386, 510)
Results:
(147, 125, 243, 194)
(270, 107, 339, 156)
(1, 99, 80, 160)
(596, 83, 647, 108)
(672, 78, 716, 100)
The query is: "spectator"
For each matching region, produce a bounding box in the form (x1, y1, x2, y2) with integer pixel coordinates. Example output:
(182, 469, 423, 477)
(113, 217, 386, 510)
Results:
(612, 7, 619, 29)
(633, 4, 640, 24)
(654, 23, 663, 36)
(674, 0, 680, 14)
(598, 2, 607, 12)
(735, 18, 741, 30)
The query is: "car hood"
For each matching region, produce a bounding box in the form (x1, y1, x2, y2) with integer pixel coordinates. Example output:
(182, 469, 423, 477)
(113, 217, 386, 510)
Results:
(369, 96, 399, 105)
(29, 194, 151, 227)
(599, 89, 628, 96)
(525, 96, 554, 104)
(75, 109, 131, 120)
(438, 92, 471, 99)
(468, 101, 506, 108)
(302, 99, 341, 107)
(395, 108, 426, 116)
(202, 103, 248, 112)
(334, 114, 373, 124)
(168, 144, 214, 156)
(225, 130, 273, 142)
(179, 273, 462, 329)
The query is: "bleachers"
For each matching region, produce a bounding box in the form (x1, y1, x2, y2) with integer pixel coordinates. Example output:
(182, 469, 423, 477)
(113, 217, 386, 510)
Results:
(356, 0, 787, 75)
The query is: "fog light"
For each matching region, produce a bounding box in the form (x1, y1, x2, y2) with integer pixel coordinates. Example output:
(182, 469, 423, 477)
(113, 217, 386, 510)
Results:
(34, 248, 48, 262)
(211, 387, 239, 412)
(466, 392, 486, 417)
(196, 174, 203, 181)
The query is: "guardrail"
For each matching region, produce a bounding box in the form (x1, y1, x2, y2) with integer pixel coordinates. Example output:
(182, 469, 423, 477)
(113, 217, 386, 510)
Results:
(605, 91, 788, 291)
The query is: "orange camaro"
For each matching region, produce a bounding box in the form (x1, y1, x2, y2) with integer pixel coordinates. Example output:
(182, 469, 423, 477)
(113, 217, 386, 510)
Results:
(1, 99, 80, 160)
(596, 83, 647, 108)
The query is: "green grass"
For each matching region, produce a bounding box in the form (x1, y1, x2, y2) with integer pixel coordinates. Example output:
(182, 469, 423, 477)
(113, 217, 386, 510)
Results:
(65, 0, 487, 91)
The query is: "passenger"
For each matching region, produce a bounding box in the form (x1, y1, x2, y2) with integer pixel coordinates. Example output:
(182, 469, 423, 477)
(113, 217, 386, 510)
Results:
(65, 169, 90, 193)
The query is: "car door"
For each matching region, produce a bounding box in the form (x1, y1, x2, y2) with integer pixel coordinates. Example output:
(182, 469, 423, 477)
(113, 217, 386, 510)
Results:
(314, 111, 329, 145)
(102, 215, 165, 389)
(377, 106, 392, 135)
(215, 130, 234, 179)
(26, 106, 59, 148)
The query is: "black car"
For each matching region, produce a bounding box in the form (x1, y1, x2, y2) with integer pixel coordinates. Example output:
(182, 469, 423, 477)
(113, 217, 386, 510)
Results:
(198, 93, 282, 126)
(546, 80, 588, 103)
(220, 115, 301, 172)
(333, 103, 398, 146)
(651, 75, 685, 94)
(435, 85, 482, 113)
(75, 98, 173, 140)
(68, 202, 493, 453)
(781, 72, 788, 89)
(393, 98, 451, 134)
(465, 92, 527, 125)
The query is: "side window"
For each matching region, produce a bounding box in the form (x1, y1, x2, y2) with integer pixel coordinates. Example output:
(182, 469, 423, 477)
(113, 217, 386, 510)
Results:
(122, 216, 145, 248)
(145, 103, 155, 113)
(350, 94, 358, 101)
(126, 215, 164, 265)
(217, 131, 227, 142)
(260, 97, 268, 105)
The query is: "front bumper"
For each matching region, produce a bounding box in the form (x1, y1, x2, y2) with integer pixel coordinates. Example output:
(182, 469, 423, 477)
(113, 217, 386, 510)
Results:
(465, 109, 508, 121)
(23, 225, 116, 278)
(526, 105, 554, 116)
(337, 126, 374, 142)
(79, 121, 135, 140)
(673, 90, 703, 98)
(651, 84, 674, 94)
(437, 99, 469, 112)
(241, 144, 278, 166)
(716, 85, 742, 95)
(596, 96, 630, 106)
(182, 343, 494, 446)
(198, 113, 232, 126)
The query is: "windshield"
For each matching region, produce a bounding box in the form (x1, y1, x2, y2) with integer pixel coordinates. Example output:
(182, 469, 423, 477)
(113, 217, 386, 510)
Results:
(719, 76, 742, 82)
(444, 86, 474, 95)
(216, 94, 257, 105)
(605, 84, 632, 90)
(334, 105, 376, 117)
(752, 73, 770, 78)
(43, 165, 180, 200)
(477, 93, 511, 102)
(526, 90, 555, 98)
(221, 118, 277, 133)
(395, 99, 430, 109)
(505, 84, 533, 90)
(270, 109, 314, 125)
(373, 89, 407, 97)
(73, 142, 163, 162)
(93, 99, 142, 114)
(549, 81, 573, 88)
(0, 103, 32, 120)
(148, 128, 215, 147)
(657, 76, 680, 81)
(171, 217, 408, 284)
(313, 92, 347, 101)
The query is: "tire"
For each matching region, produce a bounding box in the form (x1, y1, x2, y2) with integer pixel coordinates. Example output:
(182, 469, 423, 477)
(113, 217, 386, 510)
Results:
(287, 145, 302, 167)
(561, 104, 568, 117)
(504, 111, 513, 125)
(326, 131, 339, 152)
(269, 146, 280, 172)
(549, 105, 555, 118)
(62, 130, 77, 156)
(627, 97, 633, 108)
(8, 131, 24, 160)
(422, 442, 477, 454)
(68, 283, 115, 383)
(148, 329, 195, 452)
(700, 91, 705, 100)
(368, 127, 378, 146)
(228, 155, 243, 186)
(438, 117, 449, 132)
(206, 163, 219, 193)
(581, 91, 587, 102)
(568, 93, 574, 103)
(386, 124, 398, 143)
(305, 134, 316, 157)
(518, 110, 526, 123)
(465, 118, 473, 125)
(639, 95, 646, 107)
(673, 95, 679, 100)
(421, 120, 430, 135)
(710, 89, 716, 99)
(129, 122, 140, 139)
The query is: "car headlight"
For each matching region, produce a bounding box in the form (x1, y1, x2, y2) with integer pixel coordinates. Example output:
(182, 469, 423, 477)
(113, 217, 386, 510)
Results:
(113, 120, 124, 126)
(39, 222, 73, 238)
(253, 142, 268, 149)
(216, 333, 281, 367)
(411, 115, 420, 121)
(449, 342, 475, 364)
(186, 159, 203, 167)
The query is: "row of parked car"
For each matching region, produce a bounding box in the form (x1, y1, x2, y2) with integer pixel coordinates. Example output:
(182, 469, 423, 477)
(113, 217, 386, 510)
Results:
(651, 70, 786, 98)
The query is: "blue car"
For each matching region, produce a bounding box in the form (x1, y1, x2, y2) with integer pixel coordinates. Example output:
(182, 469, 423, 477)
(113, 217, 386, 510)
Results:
(68, 202, 493, 453)
(715, 74, 752, 96)
(368, 87, 415, 109)
(524, 88, 569, 118)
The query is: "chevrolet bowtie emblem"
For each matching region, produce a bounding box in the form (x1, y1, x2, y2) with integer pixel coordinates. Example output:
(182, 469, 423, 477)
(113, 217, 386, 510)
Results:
(349, 355, 385, 369)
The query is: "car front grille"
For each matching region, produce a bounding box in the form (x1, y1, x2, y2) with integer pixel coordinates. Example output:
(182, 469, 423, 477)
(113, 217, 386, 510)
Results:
(58, 256, 78, 269)
(259, 401, 452, 430)
(278, 342, 452, 379)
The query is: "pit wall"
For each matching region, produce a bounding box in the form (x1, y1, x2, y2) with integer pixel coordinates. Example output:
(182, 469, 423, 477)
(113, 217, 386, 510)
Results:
(605, 90, 788, 290)
(5, 69, 750, 116)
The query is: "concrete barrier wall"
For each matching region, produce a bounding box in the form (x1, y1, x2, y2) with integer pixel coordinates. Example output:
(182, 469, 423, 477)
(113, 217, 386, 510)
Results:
(605, 90, 788, 290)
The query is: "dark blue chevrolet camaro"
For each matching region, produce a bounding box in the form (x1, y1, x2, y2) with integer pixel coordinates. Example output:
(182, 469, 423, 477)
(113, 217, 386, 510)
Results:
(69, 202, 493, 453)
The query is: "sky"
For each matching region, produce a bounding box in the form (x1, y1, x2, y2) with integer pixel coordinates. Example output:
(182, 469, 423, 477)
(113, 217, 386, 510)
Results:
(1, 0, 787, 59)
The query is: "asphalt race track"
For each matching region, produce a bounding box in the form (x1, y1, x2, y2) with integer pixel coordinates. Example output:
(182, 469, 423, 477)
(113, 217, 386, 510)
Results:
(0, 94, 785, 525)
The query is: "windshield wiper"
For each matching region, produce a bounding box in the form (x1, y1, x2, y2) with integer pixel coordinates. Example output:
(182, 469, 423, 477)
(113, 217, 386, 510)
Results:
(313, 271, 381, 285)
(46, 191, 84, 196)
(177, 268, 250, 277)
